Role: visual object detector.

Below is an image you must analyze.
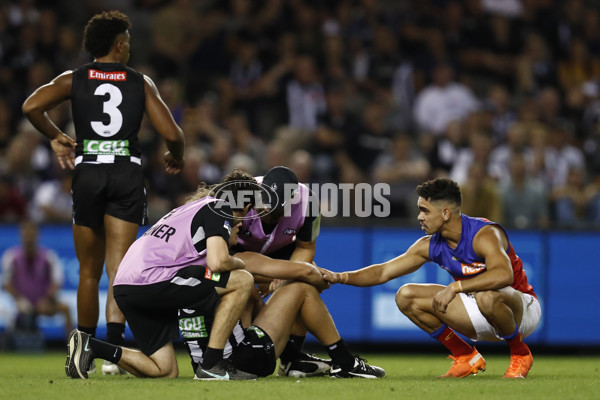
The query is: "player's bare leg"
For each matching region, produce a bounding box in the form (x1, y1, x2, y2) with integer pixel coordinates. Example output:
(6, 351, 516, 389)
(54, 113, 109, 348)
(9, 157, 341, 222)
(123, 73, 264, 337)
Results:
(117, 342, 179, 378)
(210, 270, 254, 349)
(396, 283, 485, 378)
(473, 289, 523, 335)
(102, 214, 139, 374)
(194, 269, 256, 380)
(66, 327, 179, 379)
(103, 215, 137, 325)
(254, 282, 385, 378)
(73, 224, 105, 332)
(474, 288, 533, 378)
(396, 283, 476, 335)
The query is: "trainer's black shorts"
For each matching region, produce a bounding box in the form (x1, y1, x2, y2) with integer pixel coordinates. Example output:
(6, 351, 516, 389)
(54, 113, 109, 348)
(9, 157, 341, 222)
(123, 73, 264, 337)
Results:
(72, 162, 147, 228)
(113, 266, 230, 356)
(230, 325, 276, 377)
(230, 242, 296, 260)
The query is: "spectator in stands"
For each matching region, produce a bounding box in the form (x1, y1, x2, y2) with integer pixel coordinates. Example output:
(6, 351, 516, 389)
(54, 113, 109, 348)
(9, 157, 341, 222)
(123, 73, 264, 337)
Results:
(339, 100, 392, 182)
(451, 131, 494, 185)
(372, 133, 430, 218)
(285, 55, 327, 138)
(1, 221, 73, 337)
(558, 37, 600, 94)
(0, 175, 27, 223)
(484, 84, 518, 144)
(489, 122, 533, 185)
(460, 161, 502, 222)
(29, 167, 72, 223)
(413, 62, 479, 136)
(500, 152, 549, 229)
(543, 124, 586, 190)
(516, 33, 556, 95)
(551, 167, 590, 227)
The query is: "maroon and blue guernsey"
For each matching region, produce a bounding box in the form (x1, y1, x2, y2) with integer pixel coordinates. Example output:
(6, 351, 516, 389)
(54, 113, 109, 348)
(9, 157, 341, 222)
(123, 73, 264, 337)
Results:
(428, 214, 536, 298)
(237, 179, 315, 254)
(114, 197, 227, 286)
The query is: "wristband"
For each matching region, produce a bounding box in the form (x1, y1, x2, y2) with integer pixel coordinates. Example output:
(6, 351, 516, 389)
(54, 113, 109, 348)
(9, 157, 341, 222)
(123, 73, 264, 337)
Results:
(339, 272, 349, 284)
(456, 280, 463, 293)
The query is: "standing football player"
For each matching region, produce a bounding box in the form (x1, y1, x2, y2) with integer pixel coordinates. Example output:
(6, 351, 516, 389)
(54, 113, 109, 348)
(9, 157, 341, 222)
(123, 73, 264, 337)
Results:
(22, 10, 185, 375)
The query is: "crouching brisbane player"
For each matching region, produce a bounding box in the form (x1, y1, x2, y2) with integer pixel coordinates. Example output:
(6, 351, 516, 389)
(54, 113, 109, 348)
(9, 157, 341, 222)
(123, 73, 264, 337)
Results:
(322, 178, 541, 379)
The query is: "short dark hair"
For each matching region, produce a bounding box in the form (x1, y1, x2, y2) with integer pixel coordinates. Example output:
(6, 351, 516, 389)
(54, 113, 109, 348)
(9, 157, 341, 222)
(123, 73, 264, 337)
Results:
(83, 11, 131, 58)
(416, 178, 462, 206)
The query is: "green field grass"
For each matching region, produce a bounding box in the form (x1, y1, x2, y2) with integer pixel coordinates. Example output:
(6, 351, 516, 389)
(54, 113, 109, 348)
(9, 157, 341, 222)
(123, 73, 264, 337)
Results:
(0, 352, 598, 400)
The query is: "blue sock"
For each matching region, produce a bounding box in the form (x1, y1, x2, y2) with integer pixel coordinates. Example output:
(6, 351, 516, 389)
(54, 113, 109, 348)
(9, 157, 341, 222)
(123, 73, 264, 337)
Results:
(500, 324, 520, 341)
(429, 324, 448, 339)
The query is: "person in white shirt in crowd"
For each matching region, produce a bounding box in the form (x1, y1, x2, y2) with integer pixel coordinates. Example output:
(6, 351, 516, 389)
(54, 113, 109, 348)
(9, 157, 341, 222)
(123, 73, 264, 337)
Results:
(413, 62, 479, 136)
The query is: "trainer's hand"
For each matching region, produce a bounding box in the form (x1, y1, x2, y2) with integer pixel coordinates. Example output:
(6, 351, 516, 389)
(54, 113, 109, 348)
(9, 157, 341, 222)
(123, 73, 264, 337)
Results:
(432, 284, 458, 314)
(50, 133, 76, 170)
(164, 151, 184, 174)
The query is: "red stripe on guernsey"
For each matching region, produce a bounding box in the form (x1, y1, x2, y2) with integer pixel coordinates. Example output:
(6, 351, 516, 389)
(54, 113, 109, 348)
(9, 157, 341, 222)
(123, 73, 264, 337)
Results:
(88, 69, 127, 81)
(507, 243, 537, 298)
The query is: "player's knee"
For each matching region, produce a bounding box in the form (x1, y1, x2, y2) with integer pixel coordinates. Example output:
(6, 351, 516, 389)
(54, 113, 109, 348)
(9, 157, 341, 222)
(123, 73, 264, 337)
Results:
(228, 269, 254, 291)
(474, 290, 500, 315)
(164, 365, 179, 379)
(396, 284, 418, 311)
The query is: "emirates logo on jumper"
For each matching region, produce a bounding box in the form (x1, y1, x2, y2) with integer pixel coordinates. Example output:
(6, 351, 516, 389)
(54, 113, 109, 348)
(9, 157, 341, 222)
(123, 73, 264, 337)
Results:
(88, 69, 127, 81)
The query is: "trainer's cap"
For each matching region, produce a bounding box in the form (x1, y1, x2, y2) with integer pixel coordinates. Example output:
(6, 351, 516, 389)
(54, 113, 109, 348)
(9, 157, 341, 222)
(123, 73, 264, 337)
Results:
(261, 166, 299, 209)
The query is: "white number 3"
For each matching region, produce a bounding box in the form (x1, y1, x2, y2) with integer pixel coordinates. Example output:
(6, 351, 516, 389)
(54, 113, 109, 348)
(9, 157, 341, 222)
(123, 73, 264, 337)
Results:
(91, 83, 123, 137)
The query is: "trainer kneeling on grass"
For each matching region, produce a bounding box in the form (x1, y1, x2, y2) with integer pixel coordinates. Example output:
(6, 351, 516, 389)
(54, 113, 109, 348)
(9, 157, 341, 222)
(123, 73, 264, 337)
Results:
(65, 170, 257, 380)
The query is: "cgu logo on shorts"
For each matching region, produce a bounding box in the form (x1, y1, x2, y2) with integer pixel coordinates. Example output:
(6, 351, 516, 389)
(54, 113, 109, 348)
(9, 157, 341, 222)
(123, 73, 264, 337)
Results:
(461, 262, 486, 275)
(179, 315, 208, 338)
(204, 268, 221, 282)
(84, 139, 130, 156)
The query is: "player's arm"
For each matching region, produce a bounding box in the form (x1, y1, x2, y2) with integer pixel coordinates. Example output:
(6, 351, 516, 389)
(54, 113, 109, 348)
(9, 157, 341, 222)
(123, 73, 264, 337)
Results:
(323, 236, 431, 286)
(459, 225, 514, 292)
(22, 71, 76, 169)
(197, 205, 245, 273)
(236, 252, 328, 292)
(206, 236, 245, 272)
(143, 75, 185, 173)
(290, 239, 316, 263)
(290, 208, 321, 263)
(432, 225, 514, 313)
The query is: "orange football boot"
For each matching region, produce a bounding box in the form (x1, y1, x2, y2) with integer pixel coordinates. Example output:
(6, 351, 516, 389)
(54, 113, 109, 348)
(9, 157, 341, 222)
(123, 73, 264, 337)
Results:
(439, 348, 486, 378)
(503, 349, 533, 379)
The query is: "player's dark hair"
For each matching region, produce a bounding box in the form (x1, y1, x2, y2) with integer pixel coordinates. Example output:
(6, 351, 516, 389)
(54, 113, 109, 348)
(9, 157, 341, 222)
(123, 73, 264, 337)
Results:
(83, 11, 131, 58)
(416, 178, 462, 206)
(187, 169, 257, 210)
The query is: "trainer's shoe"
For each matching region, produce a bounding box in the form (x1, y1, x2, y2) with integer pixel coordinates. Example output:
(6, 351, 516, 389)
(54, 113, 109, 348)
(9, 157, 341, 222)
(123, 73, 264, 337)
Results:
(278, 353, 332, 377)
(439, 348, 486, 378)
(194, 359, 257, 381)
(102, 360, 127, 375)
(503, 350, 533, 379)
(329, 356, 386, 379)
(65, 329, 94, 379)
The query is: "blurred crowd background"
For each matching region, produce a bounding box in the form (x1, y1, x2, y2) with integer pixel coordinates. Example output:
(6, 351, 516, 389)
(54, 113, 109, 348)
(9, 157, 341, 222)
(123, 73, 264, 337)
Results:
(2, 0, 600, 229)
